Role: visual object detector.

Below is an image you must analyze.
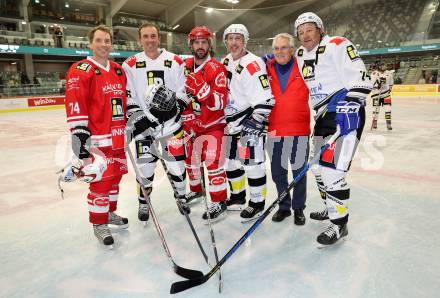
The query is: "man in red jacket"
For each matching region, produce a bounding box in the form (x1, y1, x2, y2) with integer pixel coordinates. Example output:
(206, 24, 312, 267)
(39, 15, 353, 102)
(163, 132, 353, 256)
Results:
(265, 33, 311, 224)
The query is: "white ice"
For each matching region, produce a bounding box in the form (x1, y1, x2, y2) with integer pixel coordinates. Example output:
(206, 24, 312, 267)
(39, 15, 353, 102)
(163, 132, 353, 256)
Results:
(1, 96, 439, 298)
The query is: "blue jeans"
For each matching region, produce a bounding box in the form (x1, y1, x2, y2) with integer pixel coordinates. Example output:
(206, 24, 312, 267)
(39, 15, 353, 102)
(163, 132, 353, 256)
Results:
(266, 136, 309, 210)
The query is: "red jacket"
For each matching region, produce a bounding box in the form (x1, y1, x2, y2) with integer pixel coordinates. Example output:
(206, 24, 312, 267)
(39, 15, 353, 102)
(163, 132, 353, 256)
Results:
(266, 57, 310, 136)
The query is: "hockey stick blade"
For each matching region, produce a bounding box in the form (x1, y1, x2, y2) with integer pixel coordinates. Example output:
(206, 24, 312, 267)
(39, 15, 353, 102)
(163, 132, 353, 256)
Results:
(173, 263, 204, 279)
(170, 275, 209, 294)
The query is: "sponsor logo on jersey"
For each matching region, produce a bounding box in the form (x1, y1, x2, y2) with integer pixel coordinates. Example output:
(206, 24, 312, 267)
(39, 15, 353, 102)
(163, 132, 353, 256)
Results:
(223, 58, 229, 66)
(111, 98, 124, 120)
(258, 74, 269, 89)
(136, 61, 146, 68)
(346, 45, 360, 61)
(246, 61, 261, 75)
(67, 77, 80, 90)
(317, 46, 326, 54)
(211, 176, 225, 186)
(184, 67, 191, 77)
(297, 49, 304, 57)
(112, 126, 125, 137)
(146, 70, 165, 85)
(302, 60, 315, 80)
(103, 83, 124, 95)
(137, 139, 152, 156)
(164, 60, 172, 68)
(114, 67, 123, 76)
(94, 68, 101, 75)
(76, 62, 91, 72)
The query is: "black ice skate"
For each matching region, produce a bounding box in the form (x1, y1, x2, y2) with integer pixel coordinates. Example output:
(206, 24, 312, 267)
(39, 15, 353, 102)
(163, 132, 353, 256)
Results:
(138, 203, 150, 222)
(93, 224, 114, 246)
(183, 191, 205, 205)
(310, 208, 329, 221)
(226, 192, 246, 211)
(386, 122, 392, 131)
(202, 201, 227, 223)
(108, 212, 129, 229)
(317, 223, 348, 247)
(240, 200, 265, 222)
(175, 195, 191, 215)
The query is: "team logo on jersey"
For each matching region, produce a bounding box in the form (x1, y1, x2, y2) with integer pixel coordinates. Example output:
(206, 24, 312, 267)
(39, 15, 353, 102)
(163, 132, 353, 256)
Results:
(236, 64, 244, 74)
(223, 58, 229, 66)
(258, 74, 269, 90)
(76, 62, 91, 72)
(317, 46, 326, 54)
(302, 60, 315, 80)
(111, 98, 124, 120)
(114, 67, 123, 76)
(215, 72, 227, 88)
(136, 61, 146, 68)
(164, 60, 172, 68)
(94, 68, 101, 75)
(346, 45, 360, 61)
(297, 49, 304, 57)
(146, 70, 165, 85)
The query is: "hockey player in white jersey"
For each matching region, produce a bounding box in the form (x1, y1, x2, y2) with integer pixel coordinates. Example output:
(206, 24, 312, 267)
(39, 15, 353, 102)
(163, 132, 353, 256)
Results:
(122, 23, 189, 222)
(294, 12, 372, 246)
(370, 63, 393, 130)
(222, 24, 275, 219)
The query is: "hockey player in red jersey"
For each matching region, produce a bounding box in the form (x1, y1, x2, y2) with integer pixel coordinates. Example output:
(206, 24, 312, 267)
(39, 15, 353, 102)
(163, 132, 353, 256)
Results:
(62, 26, 157, 246)
(182, 26, 229, 221)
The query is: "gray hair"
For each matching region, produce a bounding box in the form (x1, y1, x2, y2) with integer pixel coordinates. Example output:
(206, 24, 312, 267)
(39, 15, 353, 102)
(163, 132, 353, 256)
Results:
(272, 33, 295, 49)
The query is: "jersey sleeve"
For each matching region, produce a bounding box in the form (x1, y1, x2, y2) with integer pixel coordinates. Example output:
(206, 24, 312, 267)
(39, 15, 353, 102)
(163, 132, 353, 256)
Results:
(65, 64, 91, 130)
(244, 58, 274, 118)
(203, 62, 228, 111)
(333, 38, 373, 104)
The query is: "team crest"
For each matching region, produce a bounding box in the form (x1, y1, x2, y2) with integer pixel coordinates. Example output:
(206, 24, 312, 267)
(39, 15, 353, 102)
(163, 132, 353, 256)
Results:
(111, 98, 124, 120)
(94, 68, 101, 75)
(236, 64, 244, 74)
(297, 49, 304, 57)
(114, 67, 123, 76)
(302, 60, 315, 80)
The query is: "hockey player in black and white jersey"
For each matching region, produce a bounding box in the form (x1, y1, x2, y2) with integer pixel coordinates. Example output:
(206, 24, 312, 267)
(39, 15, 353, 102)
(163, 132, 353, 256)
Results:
(222, 24, 275, 219)
(294, 13, 373, 246)
(370, 63, 394, 130)
(122, 23, 189, 222)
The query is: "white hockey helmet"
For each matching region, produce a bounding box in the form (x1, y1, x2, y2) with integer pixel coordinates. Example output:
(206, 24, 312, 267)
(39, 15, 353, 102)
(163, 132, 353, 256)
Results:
(144, 84, 176, 112)
(223, 24, 249, 47)
(294, 12, 324, 37)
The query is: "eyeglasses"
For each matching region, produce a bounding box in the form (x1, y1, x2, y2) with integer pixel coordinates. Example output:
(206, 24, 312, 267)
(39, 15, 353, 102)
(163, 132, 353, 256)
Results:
(273, 46, 292, 51)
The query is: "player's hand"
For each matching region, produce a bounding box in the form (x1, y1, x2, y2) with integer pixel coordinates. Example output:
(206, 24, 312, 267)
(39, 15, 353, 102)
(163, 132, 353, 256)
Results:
(185, 73, 210, 102)
(240, 115, 267, 146)
(336, 100, 361, 135)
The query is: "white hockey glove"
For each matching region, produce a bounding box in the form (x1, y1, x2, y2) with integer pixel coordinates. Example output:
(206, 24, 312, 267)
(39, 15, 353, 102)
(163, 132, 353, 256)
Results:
(59, 154, 107, 183)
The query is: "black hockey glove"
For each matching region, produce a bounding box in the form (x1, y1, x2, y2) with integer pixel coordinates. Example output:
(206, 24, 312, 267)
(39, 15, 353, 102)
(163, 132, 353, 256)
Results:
(71, 126, 91, 159)
(126, 109, 154, 143)
(240, 114, 267, 146)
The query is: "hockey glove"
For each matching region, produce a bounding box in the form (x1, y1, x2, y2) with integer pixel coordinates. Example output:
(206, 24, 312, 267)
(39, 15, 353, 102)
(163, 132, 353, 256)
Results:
(240, 114, 267, 146)
(185, 73, 211, 102)
(261, 53, 274, 63)
(126, 109, 154, 143)
(336, 100, 361, 136)
(71, 126, 91, 159)
(60, 154, 107, 183)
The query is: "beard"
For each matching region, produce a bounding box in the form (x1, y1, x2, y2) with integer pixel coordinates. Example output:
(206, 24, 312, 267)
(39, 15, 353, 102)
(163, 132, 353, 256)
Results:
(193, 48, 209, 60)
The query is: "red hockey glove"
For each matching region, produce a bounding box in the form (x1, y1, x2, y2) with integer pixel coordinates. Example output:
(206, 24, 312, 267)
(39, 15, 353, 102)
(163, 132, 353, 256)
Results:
(185, 73, 211, 102)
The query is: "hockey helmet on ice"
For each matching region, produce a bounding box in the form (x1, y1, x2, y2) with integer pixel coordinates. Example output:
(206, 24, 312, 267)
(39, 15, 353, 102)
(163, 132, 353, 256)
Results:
(294, 12, 324, 37)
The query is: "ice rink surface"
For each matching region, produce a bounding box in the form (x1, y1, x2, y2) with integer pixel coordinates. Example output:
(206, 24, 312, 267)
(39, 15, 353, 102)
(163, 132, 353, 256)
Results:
(1, 96, 439, 298)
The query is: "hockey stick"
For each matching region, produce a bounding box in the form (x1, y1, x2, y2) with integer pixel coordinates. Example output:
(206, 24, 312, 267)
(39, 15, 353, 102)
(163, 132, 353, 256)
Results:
(125, 139, 203, 280)
(195, 151, 223, 293)
(169, 127, 341, 294)
(151, 140, 211, 266)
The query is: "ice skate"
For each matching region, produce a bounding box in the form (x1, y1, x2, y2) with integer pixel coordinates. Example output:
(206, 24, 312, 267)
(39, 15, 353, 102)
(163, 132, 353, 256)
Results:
(317, 223, 348, 248)
(310, 208, 329, 221)
(183, 191, 205, 205)
(108, 212, 129, 229)
(93, 224, 114, 246)
(240, 201, 264, 223)
(175, 195, 191, 215)
(202, 201, 227, 223)
(226, 192, 246, 211)
(138, 203, 150, 222)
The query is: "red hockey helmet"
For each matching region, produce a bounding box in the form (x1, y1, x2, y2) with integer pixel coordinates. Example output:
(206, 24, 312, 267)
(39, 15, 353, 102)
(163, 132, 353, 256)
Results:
(188, 26, 213, 46)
